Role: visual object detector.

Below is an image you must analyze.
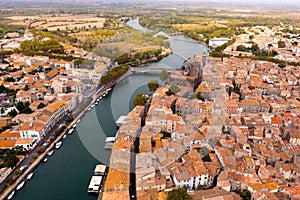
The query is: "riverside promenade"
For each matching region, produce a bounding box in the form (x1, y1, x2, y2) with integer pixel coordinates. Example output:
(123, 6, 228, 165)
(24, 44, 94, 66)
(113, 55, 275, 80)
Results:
(0, 68, 134, 200)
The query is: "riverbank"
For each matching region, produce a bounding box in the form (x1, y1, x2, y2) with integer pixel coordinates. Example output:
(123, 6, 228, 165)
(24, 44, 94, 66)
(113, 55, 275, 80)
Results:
(0, 83, 114, 200)
(10, 35, 207, 200)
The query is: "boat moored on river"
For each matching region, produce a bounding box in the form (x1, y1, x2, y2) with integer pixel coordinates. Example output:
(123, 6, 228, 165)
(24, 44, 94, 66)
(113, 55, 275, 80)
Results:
(87, 176, 102, 193)
(26, 172, 33, 180)
(7, 191, 14, 200)
(55, 141, 62, 149)
(16, 180, 25, 190)
(68, 128, 74, 134)
(47, 150, 54, 156)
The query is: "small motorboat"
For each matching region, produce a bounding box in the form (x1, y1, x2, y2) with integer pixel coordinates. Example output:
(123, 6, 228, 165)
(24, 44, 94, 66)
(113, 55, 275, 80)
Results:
(68, 128, 74, 134)
(55, 141, 62, 149)
(16, 180, 25, 190)
(7, 191, 15, 200)
(47, 150, 54, 156)
(26, 172, 34, 180)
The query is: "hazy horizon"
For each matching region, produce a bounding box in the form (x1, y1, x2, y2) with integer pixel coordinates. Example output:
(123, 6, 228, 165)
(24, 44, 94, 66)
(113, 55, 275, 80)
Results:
(1, 0, 300, 9)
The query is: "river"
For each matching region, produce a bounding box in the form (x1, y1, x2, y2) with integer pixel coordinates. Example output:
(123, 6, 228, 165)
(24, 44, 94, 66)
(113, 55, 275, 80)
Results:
(13, 20, 207, 200)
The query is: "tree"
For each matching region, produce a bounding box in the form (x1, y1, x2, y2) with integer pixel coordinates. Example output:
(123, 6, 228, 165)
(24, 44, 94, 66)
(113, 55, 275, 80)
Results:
(116, 54, 128, 64)
(240, 189, 251, 200)
(196, 93, 205, 101)
(267, 43, 273, 49)
(163, 41, 171, 48)
(160, 70, 169, 82)
(169, 84, 180, 94)
(167, 188, 191, 200)
(6, 177, 14, 186)
(292, 41, 298, 46)
(37, 102, 46, 109)
(24, 85, 29, 91)
(148, 80, 159, 92)
(236, 45, 248, 52)
(132, 93, 147, 106)
(15, 101, 33, 114)
(1, 152, 19, 168)
(8, 109, 18, 117)
(65, 115, 74, 124)
(278, 40, 285, 48)
(37, 147, 45, 154)
(5, 77, 14, 82)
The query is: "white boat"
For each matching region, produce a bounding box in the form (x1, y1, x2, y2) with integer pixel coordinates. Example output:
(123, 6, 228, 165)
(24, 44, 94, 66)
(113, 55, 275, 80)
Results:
(95, 102, 98, 105)
(16, 180, 25, 190)
(91, 105, 95, 108)
(96, 99, 100, 102)
(103, 93, 106, 97)
(88, 107, 91, 111)
(43, 158, 48, 163)
(7, 191, 14, 200)
(47, 150, 54, 156)
(63, 134, 67, 139)
(99, 97, 102, 100)
(68, 128, 74, 134)
(73, 124, 77, 128)
(26, 172, 33, 180)
(55, 141, 62, 149)
(77, 119, 80, 124)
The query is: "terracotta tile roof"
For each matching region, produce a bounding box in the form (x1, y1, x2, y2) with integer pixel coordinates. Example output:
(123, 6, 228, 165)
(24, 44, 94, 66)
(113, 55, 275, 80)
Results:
(18, 121, 45, 132)
(15, 138, 34, 145)
(0, 139, 16, 148)
(271, 116, 283, 125)
(104, 169, 130, 191)
(46, 69, 59, 78)
(0, 131, 20, 139)
(45, 101, 66, 113)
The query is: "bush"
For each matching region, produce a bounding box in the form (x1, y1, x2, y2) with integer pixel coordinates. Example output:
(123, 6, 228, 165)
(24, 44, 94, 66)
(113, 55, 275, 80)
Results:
(37, 147, 45, 154)
(148, 80, 159, 92)
(101, 65, 130, 85)
(132, 93, 147, 106)
(167, 188, 191, 200)
(160, 70, 169, 82)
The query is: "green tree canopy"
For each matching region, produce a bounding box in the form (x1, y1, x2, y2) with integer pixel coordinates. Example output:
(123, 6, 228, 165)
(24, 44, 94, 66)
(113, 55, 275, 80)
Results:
(169, 84, 180, 94)
(15, 101, 33, 114)
(132, 93, 147, 107)
(196, 93, 205, 101)
(19, 39, 63, 54)
(236, 45, 248, 52)
(37, 102, 46, 109)
(278, 40, 285, 48)
(240, 189, 251, 200)
(148, 80, 159, 92)
(1, 151, 19, 168)
(160, 70, 169, 82)
(167, 188, 192, 200)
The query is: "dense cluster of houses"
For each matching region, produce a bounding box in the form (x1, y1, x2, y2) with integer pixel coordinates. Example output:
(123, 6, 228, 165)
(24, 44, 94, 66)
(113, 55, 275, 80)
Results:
(0, 50, 109, 151)
(103, 54, 300, 199)
(223, 25, 300, 63)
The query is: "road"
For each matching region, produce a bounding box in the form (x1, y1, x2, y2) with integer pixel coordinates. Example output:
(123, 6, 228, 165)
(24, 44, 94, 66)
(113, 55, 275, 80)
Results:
(0, 114, 68, 193)
(0, 67, 134, 199)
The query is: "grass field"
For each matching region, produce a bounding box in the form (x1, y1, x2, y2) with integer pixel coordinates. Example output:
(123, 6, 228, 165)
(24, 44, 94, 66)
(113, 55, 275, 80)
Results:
(6, 14, 105, 31)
